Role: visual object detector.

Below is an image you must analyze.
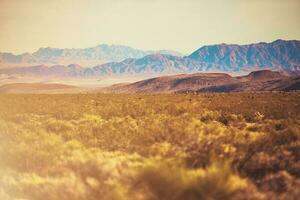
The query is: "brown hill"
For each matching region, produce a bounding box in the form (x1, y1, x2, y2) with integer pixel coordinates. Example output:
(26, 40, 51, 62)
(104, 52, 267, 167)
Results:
(100, 73, 237, 93)
(193, 77, 300, 93)
(100, 70, 299, 93)
(245, 70, 285, 80)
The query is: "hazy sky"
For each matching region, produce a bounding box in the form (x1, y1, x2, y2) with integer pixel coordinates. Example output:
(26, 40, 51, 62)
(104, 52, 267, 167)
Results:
(0, 0, 299, 54)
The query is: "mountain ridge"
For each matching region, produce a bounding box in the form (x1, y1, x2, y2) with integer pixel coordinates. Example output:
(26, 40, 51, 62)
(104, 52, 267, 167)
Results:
(187, 39, 300, 71)
(0, 40, 299, 77)
(0, 44, 182, 67)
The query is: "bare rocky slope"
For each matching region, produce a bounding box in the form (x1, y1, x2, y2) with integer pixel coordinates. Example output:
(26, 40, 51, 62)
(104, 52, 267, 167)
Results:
(100, 70, 300, 93)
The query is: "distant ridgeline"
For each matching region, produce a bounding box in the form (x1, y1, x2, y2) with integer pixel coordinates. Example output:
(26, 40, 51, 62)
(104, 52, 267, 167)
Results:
(0, 40, 299, 77)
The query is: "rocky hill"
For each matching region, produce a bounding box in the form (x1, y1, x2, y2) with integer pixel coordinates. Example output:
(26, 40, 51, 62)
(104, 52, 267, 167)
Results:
(100, 70, 300, 93)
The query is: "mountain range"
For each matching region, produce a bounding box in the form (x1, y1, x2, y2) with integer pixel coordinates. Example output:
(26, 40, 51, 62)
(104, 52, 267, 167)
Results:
(0, 44, 182, 67)
(100, 70, 300, 93)
(0, 40, 299, 77)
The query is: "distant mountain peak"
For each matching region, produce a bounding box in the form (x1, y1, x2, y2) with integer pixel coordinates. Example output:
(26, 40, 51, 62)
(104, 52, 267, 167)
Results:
(272, 39, 286, 43)
(188, 39, 300, 70)
(0, 44, 182, 67)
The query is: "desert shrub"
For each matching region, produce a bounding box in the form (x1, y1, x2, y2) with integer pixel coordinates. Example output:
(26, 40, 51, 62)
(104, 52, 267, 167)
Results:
(200, 110, 221, 122)
(0, 93, 299, 199)
(132, 160, 253, 200)
(46, 118, 74, 133)
(148, 142, 186, 158)
(260, 171, 300, 200)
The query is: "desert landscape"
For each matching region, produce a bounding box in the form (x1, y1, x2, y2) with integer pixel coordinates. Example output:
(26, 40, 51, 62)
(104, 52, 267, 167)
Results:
(0, 0, 300, 200)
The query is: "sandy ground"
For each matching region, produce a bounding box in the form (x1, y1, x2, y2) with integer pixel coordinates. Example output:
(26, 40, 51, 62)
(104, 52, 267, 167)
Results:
(0, 75, 151, 89)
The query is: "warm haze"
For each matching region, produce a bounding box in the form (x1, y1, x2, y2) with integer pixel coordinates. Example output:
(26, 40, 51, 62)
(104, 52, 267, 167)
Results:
(0, 0, 299, 54)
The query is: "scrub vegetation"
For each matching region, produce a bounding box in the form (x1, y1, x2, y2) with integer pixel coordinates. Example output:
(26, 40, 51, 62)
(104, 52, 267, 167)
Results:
(0, 92, 299, 200)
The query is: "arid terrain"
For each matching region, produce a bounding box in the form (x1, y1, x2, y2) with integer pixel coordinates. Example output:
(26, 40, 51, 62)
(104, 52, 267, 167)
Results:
(99, 70, 300, 93)
(0, 83, 82, 94)
(0, 92, 299, 200)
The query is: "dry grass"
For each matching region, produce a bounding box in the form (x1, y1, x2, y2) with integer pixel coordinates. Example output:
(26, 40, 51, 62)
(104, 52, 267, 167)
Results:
(0, 92, 299, 200)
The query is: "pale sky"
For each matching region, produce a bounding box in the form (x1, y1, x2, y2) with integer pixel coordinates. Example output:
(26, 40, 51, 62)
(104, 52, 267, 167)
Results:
(0, 0, 299, 54)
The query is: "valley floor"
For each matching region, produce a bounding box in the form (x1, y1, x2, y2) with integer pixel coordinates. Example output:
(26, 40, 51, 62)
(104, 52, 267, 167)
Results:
(0, 93, 299, 200)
